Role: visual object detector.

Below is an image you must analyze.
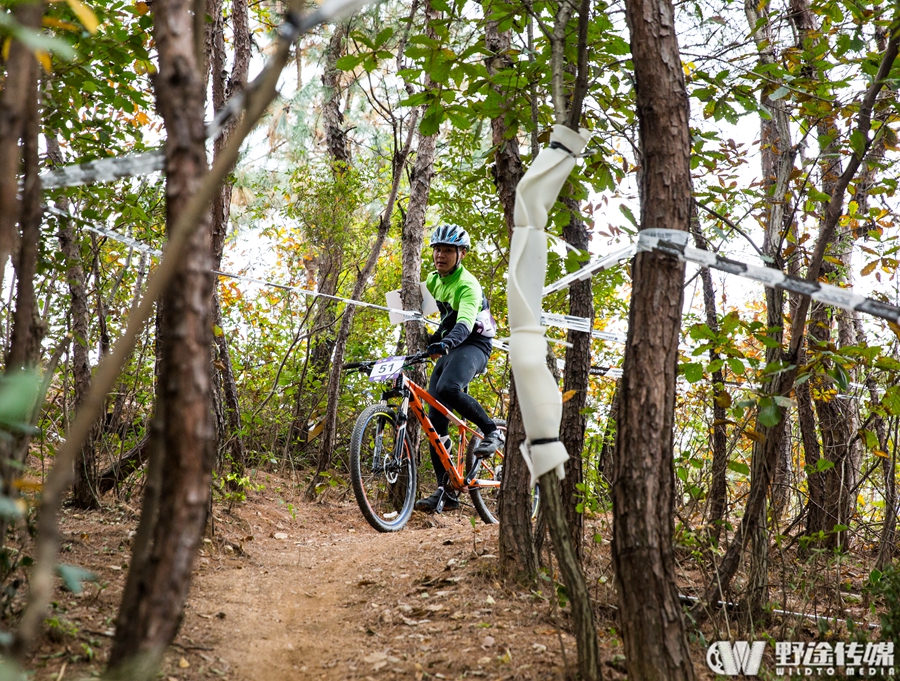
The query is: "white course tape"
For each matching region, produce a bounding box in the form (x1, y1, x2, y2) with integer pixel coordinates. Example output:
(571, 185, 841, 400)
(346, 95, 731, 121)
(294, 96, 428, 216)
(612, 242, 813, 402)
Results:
(40, 152, 165, 189)
(41, 0, 376, 190)
(637, 229, 900, 325)
(46, 205, 163, 257)
(542, 244, 636, 295)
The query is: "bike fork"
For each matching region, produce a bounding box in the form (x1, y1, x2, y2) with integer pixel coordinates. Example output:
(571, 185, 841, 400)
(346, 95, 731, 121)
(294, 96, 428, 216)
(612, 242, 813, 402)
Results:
(393, 395, 410, 460)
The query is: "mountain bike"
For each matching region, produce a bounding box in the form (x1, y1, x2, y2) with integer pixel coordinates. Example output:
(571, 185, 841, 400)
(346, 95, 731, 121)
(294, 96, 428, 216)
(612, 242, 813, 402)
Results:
(342, 352, 506, 533)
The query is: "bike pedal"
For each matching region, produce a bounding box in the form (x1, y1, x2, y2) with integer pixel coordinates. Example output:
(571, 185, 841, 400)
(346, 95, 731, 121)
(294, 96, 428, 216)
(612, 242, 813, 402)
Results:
(464, 460, 482, 486)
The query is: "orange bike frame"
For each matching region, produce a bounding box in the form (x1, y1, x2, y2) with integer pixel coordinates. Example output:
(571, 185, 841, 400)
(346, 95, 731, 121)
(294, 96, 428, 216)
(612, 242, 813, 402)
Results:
(395, 374, 501, 493)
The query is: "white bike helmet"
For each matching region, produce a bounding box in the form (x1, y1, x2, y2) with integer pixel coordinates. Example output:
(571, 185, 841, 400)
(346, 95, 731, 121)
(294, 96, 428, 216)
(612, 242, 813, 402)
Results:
(429, 224, 471, 249)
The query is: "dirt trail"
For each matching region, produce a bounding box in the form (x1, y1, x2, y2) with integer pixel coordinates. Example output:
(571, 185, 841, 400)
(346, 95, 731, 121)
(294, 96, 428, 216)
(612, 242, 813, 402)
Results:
(177, 490, 585, 681)
(34, 480, 720, 680)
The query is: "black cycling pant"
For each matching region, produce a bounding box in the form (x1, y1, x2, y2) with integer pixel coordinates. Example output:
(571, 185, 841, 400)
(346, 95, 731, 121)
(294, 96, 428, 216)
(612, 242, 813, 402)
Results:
(427, 343, 495, 488)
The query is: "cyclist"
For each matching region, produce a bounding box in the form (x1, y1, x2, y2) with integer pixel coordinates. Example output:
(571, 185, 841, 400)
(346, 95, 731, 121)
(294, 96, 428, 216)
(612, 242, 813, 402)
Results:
(414, 223, 502, 514)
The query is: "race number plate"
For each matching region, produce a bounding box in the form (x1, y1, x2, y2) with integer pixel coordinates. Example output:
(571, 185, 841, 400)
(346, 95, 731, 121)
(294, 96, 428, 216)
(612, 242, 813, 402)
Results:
(369, 356, 405, 382)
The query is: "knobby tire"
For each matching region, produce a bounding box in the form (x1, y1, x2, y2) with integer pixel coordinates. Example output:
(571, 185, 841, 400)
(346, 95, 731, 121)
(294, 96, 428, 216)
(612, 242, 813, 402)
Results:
(350, 404, 417, 533)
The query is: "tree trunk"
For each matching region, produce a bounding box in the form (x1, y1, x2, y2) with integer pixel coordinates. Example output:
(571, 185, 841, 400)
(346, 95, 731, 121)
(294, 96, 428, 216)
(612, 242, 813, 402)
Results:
(696, 23, 899, 617)
(559, 197, 592, 561)
(484, 8, 537, 584)
(398, 8, 438, 444)
(743, 0, 798, 616)
(284, 25, 348, 456)
(0, 0, 42, 295)
(0, 28, 44, 540)
(613, 0, 696, 676)
(107, 0, 215, 673)
(208, 0, 251, 477)
(49, 138, 100, 508)
(689, 216, 728, 545)
(304, 106, 420, 500)
(322, 23, 351, 169)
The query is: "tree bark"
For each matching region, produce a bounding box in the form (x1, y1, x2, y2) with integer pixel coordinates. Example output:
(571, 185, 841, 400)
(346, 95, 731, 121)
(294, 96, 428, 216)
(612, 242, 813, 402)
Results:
(107, 0, 215, 672)
(209, 0, 251, 476)
(49, 138, 100, 508)
(305, 106, 420, 500)
(484, 6, 537, 584)
(696, 20, 900, 617)
(559, 197, 592, 561)
(689, 219, 728, 545)
(743, 0, 798, 615)
(0, 0, 42, 295)
(398, 0, 438, 440)
(285, 25, 348, 455)
(613, 0, 696, 676)
(322, 23, 351, 169)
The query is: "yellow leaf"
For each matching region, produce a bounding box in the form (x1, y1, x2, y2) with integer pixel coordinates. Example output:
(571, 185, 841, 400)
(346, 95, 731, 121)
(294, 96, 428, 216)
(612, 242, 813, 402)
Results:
(13, 479, 42, 492)
(744, 428, 765, 443)
(135, 1, 149, 13)
(561, 389, 577, 403)
(874, 450, 889, 459)
(35, 50, 52, 72)
(178, 657, 190, 668)
(889, 322, 900, 341)
(714, 391, 732, 408)
(65, 0, 99, 34)
(2, 37, 11, 61)
(43, 16, 80, 31)
(860, 260, 878, 277)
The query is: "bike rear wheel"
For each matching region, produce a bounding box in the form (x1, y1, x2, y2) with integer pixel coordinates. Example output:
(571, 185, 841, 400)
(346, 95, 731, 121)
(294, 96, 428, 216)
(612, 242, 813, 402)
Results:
(466, 420, 506, 524)
(465, 421, 540, 525)
(350, 404, 417, 532)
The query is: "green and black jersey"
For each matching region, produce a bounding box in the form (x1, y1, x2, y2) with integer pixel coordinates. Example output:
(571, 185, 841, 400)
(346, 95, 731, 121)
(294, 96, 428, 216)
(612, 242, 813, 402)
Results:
(425, 265, 495, 355)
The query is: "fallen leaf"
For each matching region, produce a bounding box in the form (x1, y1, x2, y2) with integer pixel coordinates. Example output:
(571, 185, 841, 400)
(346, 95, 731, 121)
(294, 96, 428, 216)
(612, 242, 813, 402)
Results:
(179, 657, 190, 668)
(482, 635, 495, 648)
(273, 532, 288, 540)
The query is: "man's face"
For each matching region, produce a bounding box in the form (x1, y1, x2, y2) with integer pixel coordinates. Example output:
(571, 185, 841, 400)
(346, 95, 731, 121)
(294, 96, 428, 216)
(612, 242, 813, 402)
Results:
(433, 244, 464, 275)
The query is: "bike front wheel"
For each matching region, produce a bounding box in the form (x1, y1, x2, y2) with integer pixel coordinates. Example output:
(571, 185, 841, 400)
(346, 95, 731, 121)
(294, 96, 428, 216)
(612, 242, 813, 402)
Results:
(350, 404, 417, 532)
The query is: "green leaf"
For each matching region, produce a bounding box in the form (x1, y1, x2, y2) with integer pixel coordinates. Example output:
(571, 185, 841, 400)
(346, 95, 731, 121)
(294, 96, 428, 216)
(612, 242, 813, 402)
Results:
(831, 363, 850, 392)
(681, 362, 704, 383)
(0, 370, 41, 433)
(875, 357, 900, 372)
(726, 358, 745, 375)
(619, 203, 637, 228)
(758, 398, 781, 428)
(814, 458, 835, 473)
(769, 86, 790, 101)
(374, 27, 394, 48)
(727, 461, 750, 476)
(849, 129, 866, 158)
(55, 563, 97, 594)
(335, 55, 363, 71)
(860, 429, 879, 451)
(689, 323, 716, 341)
(883, 386, 900, 416)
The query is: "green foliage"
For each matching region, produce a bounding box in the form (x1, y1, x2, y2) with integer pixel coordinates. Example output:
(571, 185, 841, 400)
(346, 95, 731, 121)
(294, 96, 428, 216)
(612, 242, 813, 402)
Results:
(865, 567, 900, 643)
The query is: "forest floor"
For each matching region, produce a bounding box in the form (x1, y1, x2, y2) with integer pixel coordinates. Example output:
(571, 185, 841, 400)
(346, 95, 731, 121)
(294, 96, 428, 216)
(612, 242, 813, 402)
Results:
(17, 469, 884, 680)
